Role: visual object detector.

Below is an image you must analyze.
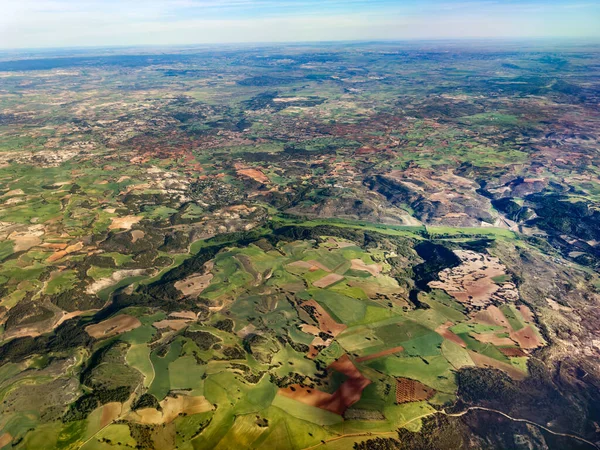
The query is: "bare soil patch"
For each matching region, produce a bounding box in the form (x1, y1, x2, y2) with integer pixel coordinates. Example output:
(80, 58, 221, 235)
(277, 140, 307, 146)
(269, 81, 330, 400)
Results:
(100, 402, 123, 428)
(129, 395, 214, 424)
(510, 326, 542, 349)
(395, 377, 435, 403)
(313, 273, 344, 288)
(109, 215, 142, 230)
(153, 319, 190, 331)
(85, 314, 141, 338)
(429, 250, 517, 308)
(278, 354, 371, 415)
(473, 333, 515, 347)
(499, 347, 528, 357)
(131, 229, 145, 243)
(174, 273, 213, 297)
(350, 259, 382, 277)
(86, 269, 146, 294)
(468, 350, 526, 380)
(301, 299, 347, 337)
(435, 321, 466, 348)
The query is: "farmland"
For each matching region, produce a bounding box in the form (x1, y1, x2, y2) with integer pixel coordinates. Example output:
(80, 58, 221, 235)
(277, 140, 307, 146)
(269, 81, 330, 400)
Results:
(0, 42, 599, 449)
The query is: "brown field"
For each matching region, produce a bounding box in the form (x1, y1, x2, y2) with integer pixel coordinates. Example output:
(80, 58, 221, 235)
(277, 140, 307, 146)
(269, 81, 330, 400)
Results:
(100, 402, 123, 428)
(499, 347, 528, 357)
(153, 319, 190, 331)
(510, 326, 543, 349)
(472, 333, 516, 347)
(287, 260, 317, 271)
(131, 229, 145, 243)
(395, 377, 435, 403)
(313, 273, 344, 288)
(129, 395, 214, 424)
(429, 250, 516, 308)
(8, 225, 44, 252)
(278, 354, 371, 415)
(473, 305, 510, 329)
(435, 321, 466, 348)
(109, 215, 142, 230)
(306, 260, 332, 272)
(468, 350, 526, 380)
(86, 269, 146, 294)
(350, 259, 382, 277)
(301, 299, 347, 337)
(0, 433, 12, 448)
(355, 346, 404, 363)
(169, 311, 197, 320)
(174, 273, 213, 297)
(237, 168, 269, 184)
(518, 305, 535, 323)
(85, 314, 142, 338)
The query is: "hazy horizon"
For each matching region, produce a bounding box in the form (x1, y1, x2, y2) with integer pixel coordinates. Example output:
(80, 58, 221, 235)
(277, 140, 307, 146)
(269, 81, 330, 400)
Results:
(2, 0, 600, 50)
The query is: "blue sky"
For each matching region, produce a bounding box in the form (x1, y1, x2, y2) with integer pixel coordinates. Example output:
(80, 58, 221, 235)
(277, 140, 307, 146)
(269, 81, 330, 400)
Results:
(1, 0, 599, 48)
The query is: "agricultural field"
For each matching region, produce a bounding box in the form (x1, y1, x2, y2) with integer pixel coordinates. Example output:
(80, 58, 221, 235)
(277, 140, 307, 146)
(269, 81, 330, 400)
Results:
(0, 42, 599, 449)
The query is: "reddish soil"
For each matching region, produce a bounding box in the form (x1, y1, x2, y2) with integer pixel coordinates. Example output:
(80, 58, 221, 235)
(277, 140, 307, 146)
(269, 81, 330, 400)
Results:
(395, 378, 435, 403)
(100, 402, 122, 428)
(518, 305, 535, 323)
(0, 433, 12, 448)
(236, 168, 269, 184)
(435, 321, 466, 348)
(355, 346, 405, 363)
(510, 326, 542, 349)
(473, 305, 510, 329)
(313, 273, 344, 288)
(301, 300, 347, 337)
(278, 354, 371, 415)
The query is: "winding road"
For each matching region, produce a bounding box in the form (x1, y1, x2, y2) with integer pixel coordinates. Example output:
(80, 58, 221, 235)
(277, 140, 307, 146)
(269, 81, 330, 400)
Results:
(303, 405, 599, 449)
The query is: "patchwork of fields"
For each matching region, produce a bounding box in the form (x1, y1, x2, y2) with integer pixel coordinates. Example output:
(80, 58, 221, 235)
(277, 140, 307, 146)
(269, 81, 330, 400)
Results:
(0, 226, 546, 449)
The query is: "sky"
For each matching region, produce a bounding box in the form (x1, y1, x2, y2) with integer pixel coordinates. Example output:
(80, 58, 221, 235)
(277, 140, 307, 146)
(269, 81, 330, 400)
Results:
(1, 0, 599, 49)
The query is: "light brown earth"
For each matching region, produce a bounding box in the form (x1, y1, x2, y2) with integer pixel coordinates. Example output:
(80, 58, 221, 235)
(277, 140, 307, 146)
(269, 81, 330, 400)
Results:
(169, 311, 197, 320)
(129, 395, 214, 424)
(468, 350, 526, 380)
(86, 269, 146, 294)
(350, 259, 382, 277)
(429, 250, 517, 308)
(85, 314, 141, 338)
(518, 304, 535, 323)
(0, 433, 12, 448)
(153, 319, 190, 331)
(131, 229, 145, 243)
(109, 215, 142, 230)
(473, 333, 516, 347)
(313, 273, 344, 288)
(8, 225, 44, 252)
(306, 260, 332, 272)
(473, 305, 510, 328)
(174, 273, 213, 297)
(236, 167, 269, 184)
